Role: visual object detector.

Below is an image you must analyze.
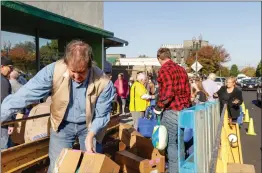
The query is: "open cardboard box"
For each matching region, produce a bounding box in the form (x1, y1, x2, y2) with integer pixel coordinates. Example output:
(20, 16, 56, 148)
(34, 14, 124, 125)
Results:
(119, 123, 143, 148)
(115, 135, 165, 173)
(54, 148, 120, 173)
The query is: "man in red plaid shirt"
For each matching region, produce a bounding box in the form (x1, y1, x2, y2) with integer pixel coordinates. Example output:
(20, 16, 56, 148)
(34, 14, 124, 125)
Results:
(154, 48, 191, 173)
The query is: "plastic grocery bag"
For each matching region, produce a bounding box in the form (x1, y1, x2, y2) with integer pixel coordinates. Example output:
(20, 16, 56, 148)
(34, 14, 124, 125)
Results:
(152, 115, 168, 150)
(138, 106, 158, 137)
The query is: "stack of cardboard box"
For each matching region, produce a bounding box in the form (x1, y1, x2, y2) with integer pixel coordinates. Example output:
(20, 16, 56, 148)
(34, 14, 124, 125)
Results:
(116, 123, 165, 173)
(54, 123, 166, 173)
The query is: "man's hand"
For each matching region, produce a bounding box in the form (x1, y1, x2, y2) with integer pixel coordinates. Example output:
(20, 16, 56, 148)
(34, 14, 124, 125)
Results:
(85, 131, 96, 153)
(153, 105, 163, 116)
(141, 94, 151, 100)
(8, 126, 14, 135)
(150, 95, 155, 99)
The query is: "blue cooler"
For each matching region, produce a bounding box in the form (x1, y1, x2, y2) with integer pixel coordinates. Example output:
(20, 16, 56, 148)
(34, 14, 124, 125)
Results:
(137, 106, 158, 138)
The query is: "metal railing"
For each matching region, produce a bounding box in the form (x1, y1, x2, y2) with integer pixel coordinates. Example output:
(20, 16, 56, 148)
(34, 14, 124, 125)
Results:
(178, 101, 221, 173)
(1, 113, 50, 126)
(209, 104, 227, 173)
(178, 102, 244, 173)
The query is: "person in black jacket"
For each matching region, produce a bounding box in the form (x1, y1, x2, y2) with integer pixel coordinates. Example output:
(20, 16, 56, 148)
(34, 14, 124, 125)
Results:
(1, 56, 14, 149)
(214, 76, 243, 123)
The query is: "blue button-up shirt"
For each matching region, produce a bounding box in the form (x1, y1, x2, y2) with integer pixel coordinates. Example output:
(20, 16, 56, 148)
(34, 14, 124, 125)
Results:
(1, 62, 115, 135)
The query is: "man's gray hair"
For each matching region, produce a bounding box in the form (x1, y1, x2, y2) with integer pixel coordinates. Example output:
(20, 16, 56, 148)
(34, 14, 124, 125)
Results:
(208, 73, 216, 81)
(137, 72, 146, 82)
(64, 40, 93, 68)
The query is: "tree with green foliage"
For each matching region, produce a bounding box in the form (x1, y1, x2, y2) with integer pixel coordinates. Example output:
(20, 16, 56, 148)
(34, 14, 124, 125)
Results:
(40, 40, 59, 68)
(230, 64, 239, 77)
(255, 60, 262, 77)
(216, 66, 230, 77)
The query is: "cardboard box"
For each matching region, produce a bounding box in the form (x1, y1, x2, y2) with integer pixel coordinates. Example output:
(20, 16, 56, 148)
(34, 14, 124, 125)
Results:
(119, 141, 127, 151)
(54, 148, 120, 173)
(119, 123, 143, 147)
(115, 150, 165, 173)
(54, 149, 82, 173)
(130, 134, 165, 159)
(11, 100, 51, 144)
(115, 135, 165, 173)
(227, 163, 255, 173)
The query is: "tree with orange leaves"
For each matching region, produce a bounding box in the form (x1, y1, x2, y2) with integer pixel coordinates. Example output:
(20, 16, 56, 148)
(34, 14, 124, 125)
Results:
(9, 47, 35, 72)
(185, 45, 230, 75)
(241, 67, 256, 77)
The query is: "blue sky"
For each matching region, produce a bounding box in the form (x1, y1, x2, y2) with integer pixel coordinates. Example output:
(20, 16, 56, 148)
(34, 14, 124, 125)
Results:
(104, 2, 261, 68)
(1, 2, 261, 68)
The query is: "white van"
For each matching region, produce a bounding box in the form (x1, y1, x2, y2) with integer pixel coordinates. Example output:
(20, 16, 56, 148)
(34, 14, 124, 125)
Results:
(237, 74, 249, 85)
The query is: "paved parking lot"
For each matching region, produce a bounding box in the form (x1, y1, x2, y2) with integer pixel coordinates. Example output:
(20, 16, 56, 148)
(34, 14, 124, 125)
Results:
(240, 91, 261, 172)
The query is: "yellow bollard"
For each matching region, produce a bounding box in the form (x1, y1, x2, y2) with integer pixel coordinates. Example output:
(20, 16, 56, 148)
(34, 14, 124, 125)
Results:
(243, 109, 250, 123)
(242, 102, 246, 110)
(246, 118, 257, 136)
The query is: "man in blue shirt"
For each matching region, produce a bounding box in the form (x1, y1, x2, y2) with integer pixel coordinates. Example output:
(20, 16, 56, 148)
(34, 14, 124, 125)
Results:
(1, 40, 115, 172)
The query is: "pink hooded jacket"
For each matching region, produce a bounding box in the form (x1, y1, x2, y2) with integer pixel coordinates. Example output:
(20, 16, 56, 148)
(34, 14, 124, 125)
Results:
(114, 79, 129, 98)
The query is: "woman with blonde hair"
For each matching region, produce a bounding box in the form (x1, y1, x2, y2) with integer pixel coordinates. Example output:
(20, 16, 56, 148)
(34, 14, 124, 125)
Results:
(214, 76, 243, 122)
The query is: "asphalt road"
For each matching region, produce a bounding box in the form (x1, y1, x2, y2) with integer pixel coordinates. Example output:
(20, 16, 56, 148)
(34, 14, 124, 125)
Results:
(240, 90, 261, 172)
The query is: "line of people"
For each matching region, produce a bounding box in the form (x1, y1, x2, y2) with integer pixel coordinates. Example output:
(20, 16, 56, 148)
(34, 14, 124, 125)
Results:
(1, 56, 29, 149)
(1, 41, 243, 173)
(190, 73, 243, 123)
(111, 49, 243, 172)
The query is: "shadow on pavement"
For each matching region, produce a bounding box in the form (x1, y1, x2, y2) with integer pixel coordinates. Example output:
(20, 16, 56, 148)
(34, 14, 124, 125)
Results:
(252, 100, 262, 109)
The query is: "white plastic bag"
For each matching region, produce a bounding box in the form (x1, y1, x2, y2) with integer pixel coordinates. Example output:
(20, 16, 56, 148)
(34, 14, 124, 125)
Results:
(152, 116, 168, 150)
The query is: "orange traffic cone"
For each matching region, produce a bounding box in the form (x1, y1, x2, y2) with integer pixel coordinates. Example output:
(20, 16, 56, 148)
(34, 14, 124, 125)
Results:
(246, 118, 257, 136)
(243, 109, 250, 123)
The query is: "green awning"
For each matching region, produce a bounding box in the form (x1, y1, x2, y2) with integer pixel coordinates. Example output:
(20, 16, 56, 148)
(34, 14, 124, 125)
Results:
(105, 37, 129, 47)
(1, 1, 114, 39)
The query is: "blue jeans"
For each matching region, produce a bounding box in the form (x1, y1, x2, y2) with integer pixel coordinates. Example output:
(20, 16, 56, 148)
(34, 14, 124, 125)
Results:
(47, 121, 97, 173)
(1, 126, 13, 150)
(161, 110, 179, 173)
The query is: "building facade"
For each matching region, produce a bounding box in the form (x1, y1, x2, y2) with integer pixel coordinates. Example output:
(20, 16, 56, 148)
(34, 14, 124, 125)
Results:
(23, 2, 104, 29)
(161, 40, 209, 67)
(2, 1, 127, 74)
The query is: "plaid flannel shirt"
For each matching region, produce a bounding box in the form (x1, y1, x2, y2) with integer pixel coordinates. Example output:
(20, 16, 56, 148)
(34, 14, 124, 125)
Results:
(156, 60, 191, 111)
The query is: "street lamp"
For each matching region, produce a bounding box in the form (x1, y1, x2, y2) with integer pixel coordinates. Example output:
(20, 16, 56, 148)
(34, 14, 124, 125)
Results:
(192, 35, 202, 76)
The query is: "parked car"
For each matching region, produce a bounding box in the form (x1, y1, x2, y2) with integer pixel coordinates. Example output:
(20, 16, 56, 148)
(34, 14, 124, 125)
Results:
(214, 77, 225, 87)
(241, 79, 259, 91)
(236, 74, 248, 85)
(236, 77, 246, 86)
